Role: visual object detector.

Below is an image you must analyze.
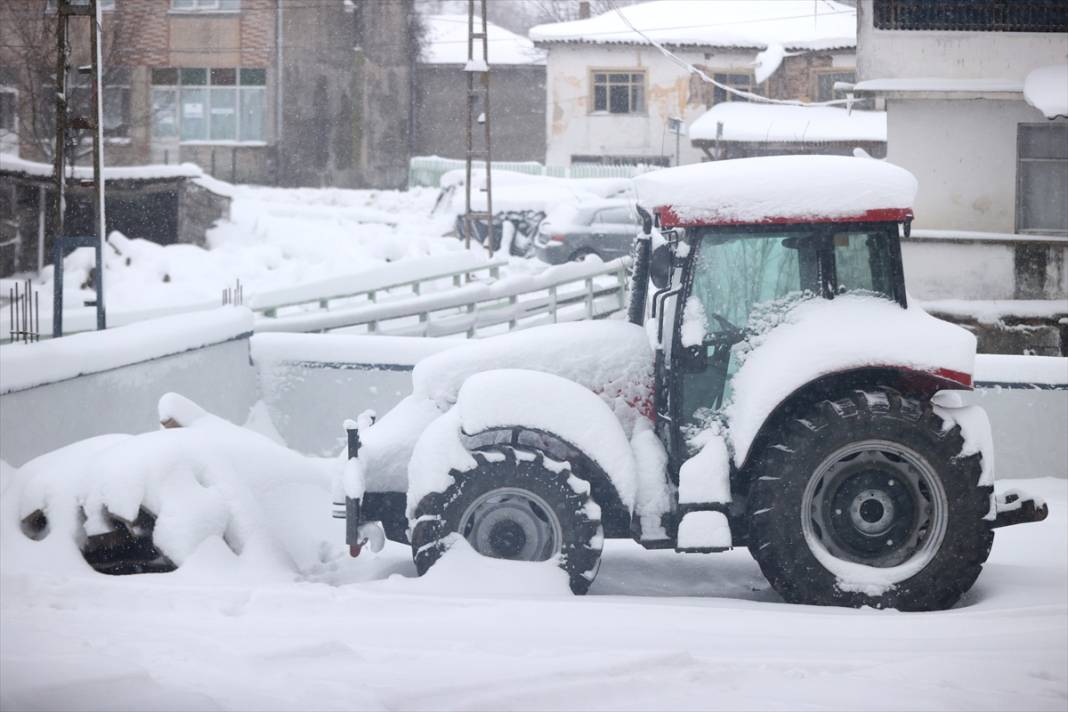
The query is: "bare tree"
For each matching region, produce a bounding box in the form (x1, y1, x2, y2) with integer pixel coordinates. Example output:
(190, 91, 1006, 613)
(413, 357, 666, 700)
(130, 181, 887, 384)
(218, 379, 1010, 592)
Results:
(0, 0, 150, 164)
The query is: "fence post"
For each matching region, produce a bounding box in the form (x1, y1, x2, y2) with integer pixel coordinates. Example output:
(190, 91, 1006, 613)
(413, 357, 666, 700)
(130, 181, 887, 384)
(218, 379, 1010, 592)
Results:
(617, 264, 628, 310)
(585, 277, 594, 318)
(549, 285, 558, 323)
(508, 294, 518, 330)
(466, 302, 476, 338)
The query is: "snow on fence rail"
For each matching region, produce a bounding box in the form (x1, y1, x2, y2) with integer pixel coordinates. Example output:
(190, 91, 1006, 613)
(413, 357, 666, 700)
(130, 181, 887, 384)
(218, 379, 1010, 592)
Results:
(253, 257, 632, 338)
(250, 251, 506, 318)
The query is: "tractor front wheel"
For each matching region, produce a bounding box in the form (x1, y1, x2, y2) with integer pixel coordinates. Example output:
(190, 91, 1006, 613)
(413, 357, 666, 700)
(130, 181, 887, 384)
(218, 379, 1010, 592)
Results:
(410, 446, 604, 595)
(747, 389, 993, 611)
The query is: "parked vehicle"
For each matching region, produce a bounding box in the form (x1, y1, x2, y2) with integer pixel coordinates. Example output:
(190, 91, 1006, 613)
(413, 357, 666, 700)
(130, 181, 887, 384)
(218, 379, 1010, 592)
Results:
(434, 169, 633, 256)
(336, 155, 1047, 611)
(534, 199, 639, 264)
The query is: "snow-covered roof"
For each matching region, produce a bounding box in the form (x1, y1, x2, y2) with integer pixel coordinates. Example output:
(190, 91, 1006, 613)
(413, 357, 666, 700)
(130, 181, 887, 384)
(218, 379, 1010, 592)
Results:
(529, 0, 856, 51)
(421, 14, 545, 66)
(0, 153, 234, 197)
(0, 153, 204, 180)
(634, 155, 917, 226)
(852, 78, 1023, 95)
(689, 104, 886, 144)
(1023, 65, 1068, 119)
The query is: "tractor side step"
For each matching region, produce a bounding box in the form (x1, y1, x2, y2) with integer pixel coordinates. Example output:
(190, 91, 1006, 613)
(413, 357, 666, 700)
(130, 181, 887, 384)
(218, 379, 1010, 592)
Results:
(990, 490, 1049, 529)
(675, 510, 732, 553)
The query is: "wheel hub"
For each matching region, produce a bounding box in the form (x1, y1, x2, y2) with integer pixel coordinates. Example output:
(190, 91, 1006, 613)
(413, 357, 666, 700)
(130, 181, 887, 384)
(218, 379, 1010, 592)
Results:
(459, 488, 562, 562)
(804, 442, 947, 569)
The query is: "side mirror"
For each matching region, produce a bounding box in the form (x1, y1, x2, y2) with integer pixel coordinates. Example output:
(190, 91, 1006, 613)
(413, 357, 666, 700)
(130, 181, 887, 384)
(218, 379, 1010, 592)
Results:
(649, 244, 672, 289)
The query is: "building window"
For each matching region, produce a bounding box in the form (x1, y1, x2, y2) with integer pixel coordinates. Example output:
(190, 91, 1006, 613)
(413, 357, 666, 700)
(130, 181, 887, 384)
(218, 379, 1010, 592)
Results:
(814, 71, 855, 103)
(591, 71, 645, 114)
(152, 67, 265, 143)
(0, 89, 15, 132)
(102, 68, 130, 138)
(711, 72, 760, 104)
(1016, 123, 1068, 235)
(46, 0, 115, 12)
(874, 0, 1068, 32)
(170, 0, 240, 12)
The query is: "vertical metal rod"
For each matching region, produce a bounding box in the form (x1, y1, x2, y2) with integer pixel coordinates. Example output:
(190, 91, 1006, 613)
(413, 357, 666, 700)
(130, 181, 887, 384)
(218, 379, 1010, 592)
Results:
(480, 0, 493, 259)
(8, 286, 13, 343)
(90, 0, 106, 330)
(463, 0, 474, 251)
(51, 1, 69, 338)
(36, 185, 46, 274)
(35, 290, 40, 342)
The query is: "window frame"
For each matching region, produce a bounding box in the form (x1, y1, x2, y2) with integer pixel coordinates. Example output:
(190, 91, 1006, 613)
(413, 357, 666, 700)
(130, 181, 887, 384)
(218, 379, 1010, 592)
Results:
(588, 68, 647, 116)
(45, 0, 115, 13)
(0, 86, 17, 135)
(169, 0, 241, 14)
(1015, 122, 1068, 236)
(811, 69, 856, 103)
(151, 67, 267, 145)
(708, 70, 762, 106)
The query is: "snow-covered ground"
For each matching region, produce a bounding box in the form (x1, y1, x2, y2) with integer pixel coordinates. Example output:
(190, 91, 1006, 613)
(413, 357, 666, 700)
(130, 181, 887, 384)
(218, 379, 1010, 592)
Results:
(2, 448, 1064, 710)
(22, 185, 459, 318)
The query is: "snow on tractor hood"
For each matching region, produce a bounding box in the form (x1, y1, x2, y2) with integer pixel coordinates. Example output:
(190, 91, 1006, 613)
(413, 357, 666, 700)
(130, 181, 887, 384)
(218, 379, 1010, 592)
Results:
(412, 320, 654, 427)
(357, 320, 653, 495)
(633, 155, 917, 227)
(726, 294, 976, 466)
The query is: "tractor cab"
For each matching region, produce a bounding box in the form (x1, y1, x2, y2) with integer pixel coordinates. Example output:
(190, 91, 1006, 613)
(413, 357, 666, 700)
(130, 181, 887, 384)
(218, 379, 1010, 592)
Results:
(632, 155, 917, 473)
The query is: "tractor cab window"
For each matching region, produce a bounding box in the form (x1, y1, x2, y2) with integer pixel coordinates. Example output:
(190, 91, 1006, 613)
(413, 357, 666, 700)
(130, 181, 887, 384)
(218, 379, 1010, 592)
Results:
(677, 231, 819, 441)
(832, 231, 895, 296)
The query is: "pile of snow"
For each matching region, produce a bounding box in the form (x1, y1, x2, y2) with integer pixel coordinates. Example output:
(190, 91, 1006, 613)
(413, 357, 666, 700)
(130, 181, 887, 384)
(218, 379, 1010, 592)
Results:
(420, 14, 545, 65)
(723, 294, 976, 464)
(1, 394, 340, 581)
(1023, 64, 1068, 119)
(634, 155, 917, 226)
(690, 104, 886, 144)
(853, 77, 1023, 94)
(0, 307, 252, 394)
(13, 185, 456, 322)
(529, 0, 856, 51)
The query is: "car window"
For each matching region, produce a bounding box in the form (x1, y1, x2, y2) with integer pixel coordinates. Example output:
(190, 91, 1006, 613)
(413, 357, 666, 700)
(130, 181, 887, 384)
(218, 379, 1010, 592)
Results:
(593, 207, 635, 225)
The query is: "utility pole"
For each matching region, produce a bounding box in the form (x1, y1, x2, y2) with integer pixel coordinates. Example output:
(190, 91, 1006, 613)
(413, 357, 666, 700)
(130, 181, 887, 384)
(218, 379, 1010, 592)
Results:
(462, 0, 493, 257)
(51, 0, 106, 338)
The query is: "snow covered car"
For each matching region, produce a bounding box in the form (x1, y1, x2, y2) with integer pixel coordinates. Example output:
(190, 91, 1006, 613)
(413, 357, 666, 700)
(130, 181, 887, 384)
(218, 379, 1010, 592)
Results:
(435, 169, 633, 256)
(534, 198, 640, 264)
(343, 155, 1048, 610)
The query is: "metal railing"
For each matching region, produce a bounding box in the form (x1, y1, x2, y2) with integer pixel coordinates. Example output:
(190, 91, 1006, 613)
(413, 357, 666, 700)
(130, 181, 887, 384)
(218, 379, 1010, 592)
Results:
(409, 156, 657, 188)
(253, 257, 631, 337)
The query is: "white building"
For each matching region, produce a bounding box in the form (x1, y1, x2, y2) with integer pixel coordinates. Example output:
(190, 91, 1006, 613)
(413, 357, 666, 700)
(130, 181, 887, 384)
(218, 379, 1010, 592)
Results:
(853, 0, 1068, 237)
(529, 0, 859, 169)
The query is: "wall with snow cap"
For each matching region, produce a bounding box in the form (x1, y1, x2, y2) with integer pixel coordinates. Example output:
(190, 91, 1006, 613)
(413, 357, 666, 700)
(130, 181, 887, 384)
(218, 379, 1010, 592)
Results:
(856, 0, 1068, 83)
(0, 318, 258, 467)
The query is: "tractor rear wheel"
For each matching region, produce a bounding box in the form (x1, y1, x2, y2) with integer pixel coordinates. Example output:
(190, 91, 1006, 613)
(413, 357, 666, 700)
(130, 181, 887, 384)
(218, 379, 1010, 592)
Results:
(747, 388, 993, 611)
(410, 446, 604, 595)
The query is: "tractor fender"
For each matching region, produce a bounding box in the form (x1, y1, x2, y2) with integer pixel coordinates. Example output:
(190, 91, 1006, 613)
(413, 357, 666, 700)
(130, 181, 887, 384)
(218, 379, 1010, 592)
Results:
(406, 369, 637, 536)
(736, 365, 971, 477)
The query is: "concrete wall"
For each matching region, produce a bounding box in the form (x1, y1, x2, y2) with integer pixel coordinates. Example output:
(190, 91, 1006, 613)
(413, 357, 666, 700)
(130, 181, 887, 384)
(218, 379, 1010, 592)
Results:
(0, 337, 258, 468)
(413, 64, 546, 162)
(857, 0, 1068, 82)
(1, 326, 1064, 479)
(886, 98, 1060, 233)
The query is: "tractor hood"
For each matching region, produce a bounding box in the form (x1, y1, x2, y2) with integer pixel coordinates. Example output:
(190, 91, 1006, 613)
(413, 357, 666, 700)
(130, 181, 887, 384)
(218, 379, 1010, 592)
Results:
(412, 319, 654, 428)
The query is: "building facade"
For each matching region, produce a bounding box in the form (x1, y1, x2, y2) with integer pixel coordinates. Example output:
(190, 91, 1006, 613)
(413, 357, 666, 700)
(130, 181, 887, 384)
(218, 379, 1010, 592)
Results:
(854, 0, 1068, 237)
(529, 1, 860, 168)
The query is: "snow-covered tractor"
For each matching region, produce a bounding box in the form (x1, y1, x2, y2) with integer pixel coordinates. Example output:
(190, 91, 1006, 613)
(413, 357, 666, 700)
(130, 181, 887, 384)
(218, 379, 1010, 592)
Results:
(343, 155, 1047, 610)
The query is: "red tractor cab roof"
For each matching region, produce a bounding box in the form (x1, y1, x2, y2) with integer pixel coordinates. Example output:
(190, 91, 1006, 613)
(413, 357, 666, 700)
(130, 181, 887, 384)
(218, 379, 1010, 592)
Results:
(634, 155, 917, 230)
